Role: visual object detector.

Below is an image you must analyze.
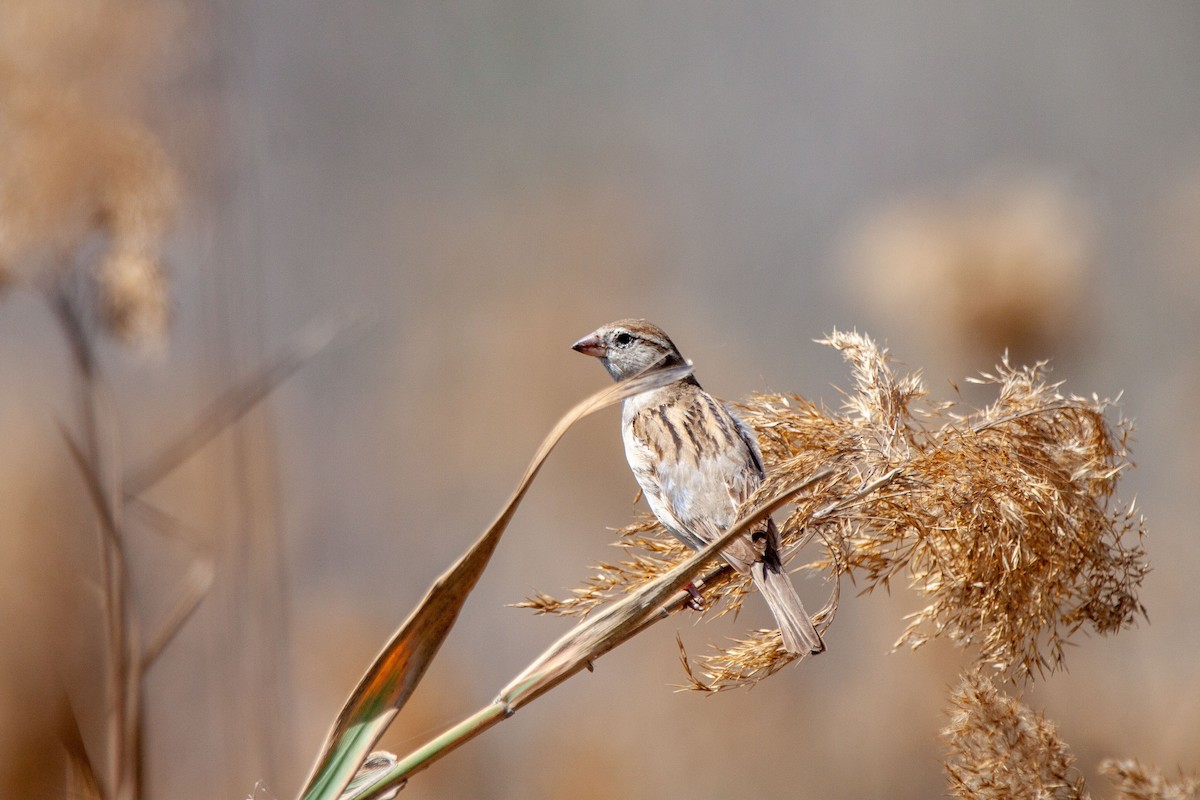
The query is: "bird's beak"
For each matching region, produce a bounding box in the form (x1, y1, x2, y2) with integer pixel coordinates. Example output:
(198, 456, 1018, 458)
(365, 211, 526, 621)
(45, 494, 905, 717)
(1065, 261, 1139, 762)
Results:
(571, 333, 606, 358)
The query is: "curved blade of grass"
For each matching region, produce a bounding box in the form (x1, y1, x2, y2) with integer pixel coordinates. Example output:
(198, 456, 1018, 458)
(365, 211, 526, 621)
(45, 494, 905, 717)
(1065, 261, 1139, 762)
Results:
(298, 363, 694, 800)
(124, 313, 360, 496)
(345, 467, 835, 800)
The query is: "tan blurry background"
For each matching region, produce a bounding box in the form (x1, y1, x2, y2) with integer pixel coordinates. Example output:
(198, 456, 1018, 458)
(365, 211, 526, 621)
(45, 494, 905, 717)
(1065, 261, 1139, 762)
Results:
(2, 3, 1199, 798)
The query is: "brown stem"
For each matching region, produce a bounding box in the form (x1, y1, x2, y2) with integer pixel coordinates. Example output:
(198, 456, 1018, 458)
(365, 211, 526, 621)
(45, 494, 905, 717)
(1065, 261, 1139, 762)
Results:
(50, 287, 142, 799)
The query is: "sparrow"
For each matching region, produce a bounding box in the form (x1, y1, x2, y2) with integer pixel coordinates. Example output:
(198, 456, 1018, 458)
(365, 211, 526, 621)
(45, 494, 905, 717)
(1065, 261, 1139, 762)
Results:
(572, 319, 825, 656)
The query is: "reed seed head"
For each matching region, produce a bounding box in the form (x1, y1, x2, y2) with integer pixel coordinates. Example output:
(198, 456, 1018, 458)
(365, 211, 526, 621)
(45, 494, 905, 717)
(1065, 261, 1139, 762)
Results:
(523, 331, 1147, 690)
(942, 671, 1088, 800)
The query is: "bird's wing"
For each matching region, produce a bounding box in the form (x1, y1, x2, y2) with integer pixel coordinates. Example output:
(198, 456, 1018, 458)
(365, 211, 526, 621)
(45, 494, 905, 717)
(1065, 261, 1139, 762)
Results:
(726, 402, 788, 567)
(727, 403, 767, 479)
(623, 386, 763, 570)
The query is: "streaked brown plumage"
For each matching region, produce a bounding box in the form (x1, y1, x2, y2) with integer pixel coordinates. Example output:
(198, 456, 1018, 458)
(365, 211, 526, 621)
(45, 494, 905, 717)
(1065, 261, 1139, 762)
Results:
(572, 319, 824, 655)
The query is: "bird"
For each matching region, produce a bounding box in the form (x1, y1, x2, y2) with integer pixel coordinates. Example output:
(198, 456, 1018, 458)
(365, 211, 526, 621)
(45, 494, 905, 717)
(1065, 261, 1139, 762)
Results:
(572, 319, 825, 655)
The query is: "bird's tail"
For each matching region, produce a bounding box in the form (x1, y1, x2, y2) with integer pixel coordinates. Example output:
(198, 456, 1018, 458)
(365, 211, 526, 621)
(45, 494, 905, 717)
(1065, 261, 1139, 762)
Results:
(751, 562, 825, 656)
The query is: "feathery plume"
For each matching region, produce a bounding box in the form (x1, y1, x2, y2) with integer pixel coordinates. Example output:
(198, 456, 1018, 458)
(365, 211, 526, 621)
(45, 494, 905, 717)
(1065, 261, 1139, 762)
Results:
(942, 671, 1088, 800)
(1101, 760, 1200, 800)
(523, 331, 1147, 689)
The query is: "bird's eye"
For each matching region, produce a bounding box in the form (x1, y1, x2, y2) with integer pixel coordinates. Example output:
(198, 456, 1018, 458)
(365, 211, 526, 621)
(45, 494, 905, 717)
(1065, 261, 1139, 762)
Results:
(613, 332, 634, 347)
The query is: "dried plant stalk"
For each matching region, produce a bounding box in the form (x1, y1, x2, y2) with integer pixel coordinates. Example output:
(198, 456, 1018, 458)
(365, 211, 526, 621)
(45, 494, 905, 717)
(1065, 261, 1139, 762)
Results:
(340, 471, 834, 800)
(942, 671, 1088, 800)
(523, 331, 1147, 689)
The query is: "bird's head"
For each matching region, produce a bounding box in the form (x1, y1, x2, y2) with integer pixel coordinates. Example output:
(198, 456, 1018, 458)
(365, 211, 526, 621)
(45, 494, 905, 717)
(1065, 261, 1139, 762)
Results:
(571, 319, 688, 381)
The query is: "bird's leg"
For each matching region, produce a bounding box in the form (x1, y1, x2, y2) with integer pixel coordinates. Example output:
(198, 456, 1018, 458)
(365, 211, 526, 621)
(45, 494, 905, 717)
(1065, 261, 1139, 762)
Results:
(683, 581, 706, 611)
(752, 525, 784, 573)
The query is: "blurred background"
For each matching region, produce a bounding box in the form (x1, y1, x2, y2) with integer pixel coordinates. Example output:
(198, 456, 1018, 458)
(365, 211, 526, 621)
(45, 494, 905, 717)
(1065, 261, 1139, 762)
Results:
(2, 2, 1198, 798)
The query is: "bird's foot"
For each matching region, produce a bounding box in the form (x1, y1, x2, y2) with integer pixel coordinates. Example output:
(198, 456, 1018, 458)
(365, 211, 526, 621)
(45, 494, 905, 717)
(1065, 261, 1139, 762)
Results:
(683, 582, 706, 611)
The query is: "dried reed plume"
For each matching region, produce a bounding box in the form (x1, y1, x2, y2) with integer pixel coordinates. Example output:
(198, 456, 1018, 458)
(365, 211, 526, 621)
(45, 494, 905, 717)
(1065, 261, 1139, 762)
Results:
(520, 331, 1147, 690)
(849, 173, 1091, 361)
(0, 3, 196, 797)
(943, 676, 1200, 800)
(0, 0, 181, 343)
(942, 671, 1088, 800)
(1101, 760, 1200, 800)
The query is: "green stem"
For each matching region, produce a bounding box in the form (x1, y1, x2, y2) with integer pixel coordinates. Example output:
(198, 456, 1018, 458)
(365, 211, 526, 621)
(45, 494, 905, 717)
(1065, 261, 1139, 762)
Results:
(351, 603, 677, 800)
(359, 703, 511, 798)
(352, 467, 847, 800)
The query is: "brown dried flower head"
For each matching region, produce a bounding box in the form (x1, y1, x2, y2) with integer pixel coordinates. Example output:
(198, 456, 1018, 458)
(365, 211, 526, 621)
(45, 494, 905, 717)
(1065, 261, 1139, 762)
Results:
(521, 330, 1147, 691)
(1101, 759, 1200, 800)
(849, 173, 1092, 361)
(0, 0, 181, 344)
(942, 671, 1088, 800)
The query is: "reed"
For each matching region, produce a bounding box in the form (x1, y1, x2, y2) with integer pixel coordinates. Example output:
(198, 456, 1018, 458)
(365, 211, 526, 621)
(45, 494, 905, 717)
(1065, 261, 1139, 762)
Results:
(320, 331, 1164, 800)
(524, 330, 1147, 690)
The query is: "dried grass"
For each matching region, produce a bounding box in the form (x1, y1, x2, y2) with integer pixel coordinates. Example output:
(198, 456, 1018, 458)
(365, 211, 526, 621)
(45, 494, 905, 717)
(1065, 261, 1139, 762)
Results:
(520, 330, 1147, 690)
(942, 677, 1200, 800)
(942, 671, 1089, 800)
(0, 0, 181, 344)
(1101, 760, 1200, 800)
(848, 173, 1092, 361)
(0, 6, 209, 796)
